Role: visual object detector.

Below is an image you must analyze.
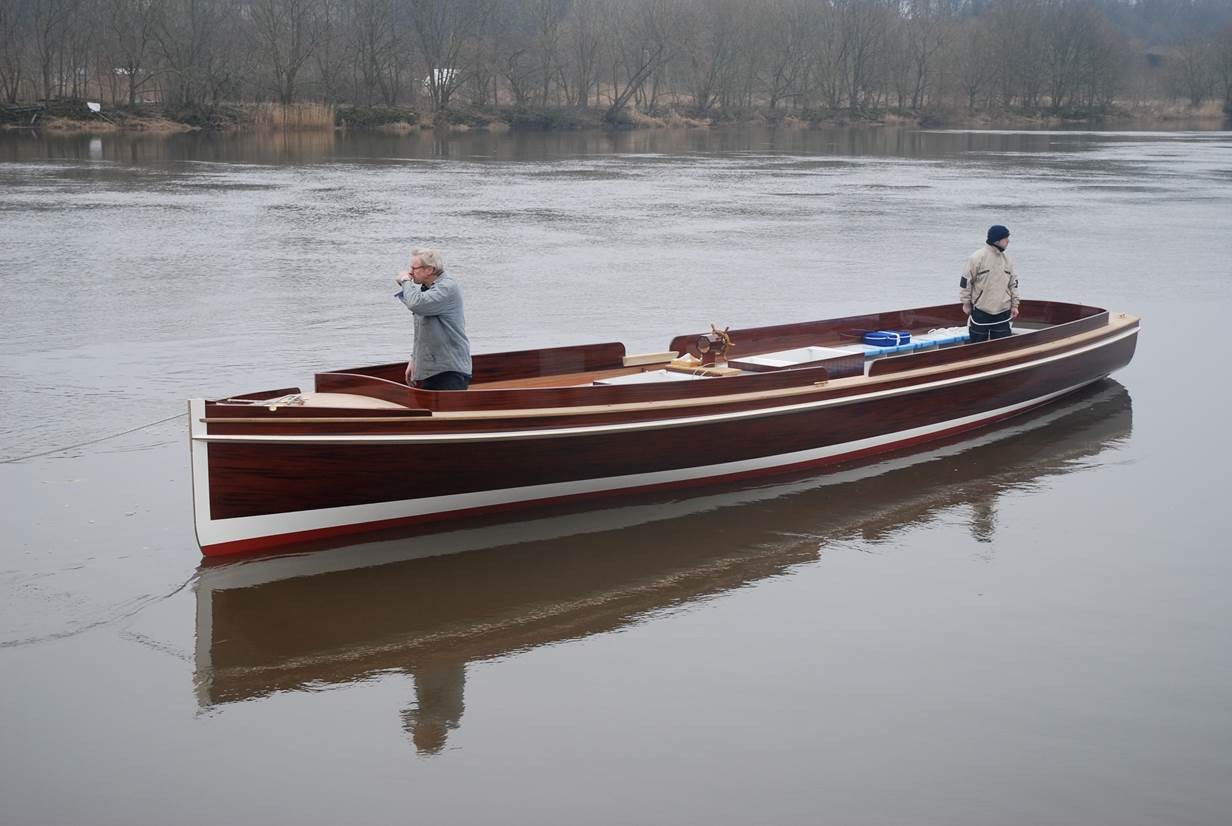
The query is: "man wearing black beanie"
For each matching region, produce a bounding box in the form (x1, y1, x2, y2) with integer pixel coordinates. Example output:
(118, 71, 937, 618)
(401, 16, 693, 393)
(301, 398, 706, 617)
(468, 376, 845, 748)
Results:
(960, 224, 1019, 342)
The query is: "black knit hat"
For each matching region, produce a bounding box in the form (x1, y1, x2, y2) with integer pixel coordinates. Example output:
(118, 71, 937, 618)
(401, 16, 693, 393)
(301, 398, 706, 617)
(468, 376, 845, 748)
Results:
(987, 224, 1010, 244)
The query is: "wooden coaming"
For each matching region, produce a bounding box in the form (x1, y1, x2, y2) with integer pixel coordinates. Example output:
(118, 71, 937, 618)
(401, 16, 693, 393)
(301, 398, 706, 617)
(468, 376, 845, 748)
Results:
(471, 341, 627, 383)
(869, 310, 1111, 377)
(315, 341, 629, 391)
(667, 299, 1102, 360)
(314, 372, 414, 406)
(203, 311, 1137, 437)
(296, 300, 1110, 412)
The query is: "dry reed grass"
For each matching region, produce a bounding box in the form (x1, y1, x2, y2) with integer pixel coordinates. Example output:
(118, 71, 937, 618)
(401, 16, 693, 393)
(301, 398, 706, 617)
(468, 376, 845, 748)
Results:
(252, 102, 336, 131)
(880, 112, 917, 126)
(377, 121, 416, 133)
(1141, 99, 1227, 121)
(40, 117, 118, 132)
(662, 109, 710, 128)
(624, 108, 666, 127)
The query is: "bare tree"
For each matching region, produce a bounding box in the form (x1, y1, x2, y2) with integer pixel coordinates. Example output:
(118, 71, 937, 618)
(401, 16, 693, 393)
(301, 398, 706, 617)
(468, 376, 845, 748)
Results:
(528, 0, 563, 105)
(757, 0, 818, 111)
(558, 0, 602, 107)
(674, 0, 738, 113)
(151, 0, 235, 107)
(1078, 14, 1128, 110)
(887, 14, 913, 109)
(837, 0, 893, 113)
(496, 30, 538, 105)
(714, 3, 757, 111)
(66, 0, 95, 98)
(603, 0, 680, 121)
(903, 0, 949, 110)
(1171, 38, 1215, 106)
(30, 0, 79, 99)
(950, 15, 996, 111)
(313, 0, 349, 103)
(1216, 24, 1232, 109)
(402, 0, 494, 111)
(350, 0, 401, 105)
(99, 0, 160, 105)
(1042, 0, 1097, 110)
(464, 27, 500, 105)
(815, 0, 850, 110)
(248, 0, 323, 104)
(0, 0, 30, 102)
(492, 0, 543, 106)
(988, 0, 1047, 108)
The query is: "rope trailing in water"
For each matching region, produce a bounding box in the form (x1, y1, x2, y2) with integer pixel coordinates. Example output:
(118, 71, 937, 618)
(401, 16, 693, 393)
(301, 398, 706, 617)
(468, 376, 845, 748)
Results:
(0, 412, 187, 464)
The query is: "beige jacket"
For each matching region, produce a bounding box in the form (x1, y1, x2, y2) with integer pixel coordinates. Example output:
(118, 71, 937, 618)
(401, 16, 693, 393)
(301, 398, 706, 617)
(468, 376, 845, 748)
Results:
(960, 245, 1019, 316)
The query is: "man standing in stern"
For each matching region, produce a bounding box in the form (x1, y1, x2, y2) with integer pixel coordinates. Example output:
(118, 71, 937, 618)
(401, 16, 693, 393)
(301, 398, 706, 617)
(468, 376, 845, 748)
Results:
(396, 247, 472, 390)
(960, 224, 1019, 342)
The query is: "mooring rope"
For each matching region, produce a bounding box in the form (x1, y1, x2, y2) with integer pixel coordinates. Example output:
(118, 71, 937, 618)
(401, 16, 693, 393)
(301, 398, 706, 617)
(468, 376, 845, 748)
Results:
(0, 412, 187, 464)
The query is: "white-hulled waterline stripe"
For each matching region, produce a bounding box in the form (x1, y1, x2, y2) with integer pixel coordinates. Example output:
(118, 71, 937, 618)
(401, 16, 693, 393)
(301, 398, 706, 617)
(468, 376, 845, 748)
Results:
(193, 381, 1097, 547)
(192, 326, 1138, 446)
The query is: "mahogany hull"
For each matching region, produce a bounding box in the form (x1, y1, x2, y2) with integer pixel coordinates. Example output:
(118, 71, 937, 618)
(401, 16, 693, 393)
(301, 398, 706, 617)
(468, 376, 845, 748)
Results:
(189, 312, 1138, 557)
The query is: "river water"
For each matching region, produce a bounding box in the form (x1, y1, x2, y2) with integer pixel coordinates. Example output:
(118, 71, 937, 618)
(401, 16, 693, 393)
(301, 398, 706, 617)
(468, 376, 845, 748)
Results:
(2, 126, 1230, 825)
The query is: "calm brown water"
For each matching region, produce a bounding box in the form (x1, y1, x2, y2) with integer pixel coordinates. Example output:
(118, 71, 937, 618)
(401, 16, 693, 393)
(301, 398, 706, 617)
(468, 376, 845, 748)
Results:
(2, 126, 1230, 825)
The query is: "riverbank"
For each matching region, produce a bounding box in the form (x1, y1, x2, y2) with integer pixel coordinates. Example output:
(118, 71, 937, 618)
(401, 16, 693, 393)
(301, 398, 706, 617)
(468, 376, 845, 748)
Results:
(3, 98, 1227, 135)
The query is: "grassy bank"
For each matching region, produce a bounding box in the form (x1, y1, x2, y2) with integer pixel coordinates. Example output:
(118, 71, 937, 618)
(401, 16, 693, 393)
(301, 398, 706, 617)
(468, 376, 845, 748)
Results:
(4, 99, 1228, 135)
(0, 99, 194, 132)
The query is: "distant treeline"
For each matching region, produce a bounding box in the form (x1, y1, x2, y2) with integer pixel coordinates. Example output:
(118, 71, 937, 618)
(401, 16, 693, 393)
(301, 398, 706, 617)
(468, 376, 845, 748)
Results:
(2, 0, 1231, 122)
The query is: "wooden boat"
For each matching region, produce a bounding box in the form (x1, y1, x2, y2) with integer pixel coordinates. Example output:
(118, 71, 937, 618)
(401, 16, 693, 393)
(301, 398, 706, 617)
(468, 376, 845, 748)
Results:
(192, 381, 1133, 723)
(188, 299, 1139, 557)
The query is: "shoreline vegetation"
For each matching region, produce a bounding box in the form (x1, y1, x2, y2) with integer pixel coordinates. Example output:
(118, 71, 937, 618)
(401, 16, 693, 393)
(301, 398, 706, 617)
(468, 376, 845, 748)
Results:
(2, 98, 1229, 136)
(5, 0, 1232, 140)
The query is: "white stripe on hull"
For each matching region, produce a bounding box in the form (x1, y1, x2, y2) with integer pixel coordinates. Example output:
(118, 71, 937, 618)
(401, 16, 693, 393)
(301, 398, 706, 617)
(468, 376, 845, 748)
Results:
(191, 380, 1100, 549)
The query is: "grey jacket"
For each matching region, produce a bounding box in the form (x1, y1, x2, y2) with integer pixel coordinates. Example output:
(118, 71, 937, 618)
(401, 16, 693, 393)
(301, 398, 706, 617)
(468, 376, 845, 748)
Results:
(400, 272, 472, 381)
(960, 245, 1019, 316)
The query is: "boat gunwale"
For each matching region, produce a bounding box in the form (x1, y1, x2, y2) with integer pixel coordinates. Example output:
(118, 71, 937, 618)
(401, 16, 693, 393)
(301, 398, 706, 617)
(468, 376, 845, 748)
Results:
(198, 302, 1133, 431)
(195, 317, 1139, 442)
(286, 300, 1101, 413)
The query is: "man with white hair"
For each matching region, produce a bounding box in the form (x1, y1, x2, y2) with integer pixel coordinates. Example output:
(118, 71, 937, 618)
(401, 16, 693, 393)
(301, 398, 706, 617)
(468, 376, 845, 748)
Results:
(395, 247, 472, 390)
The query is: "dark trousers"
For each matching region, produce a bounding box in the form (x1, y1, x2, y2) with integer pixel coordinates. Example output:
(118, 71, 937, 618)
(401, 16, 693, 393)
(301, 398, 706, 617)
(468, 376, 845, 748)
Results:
(969, 321, 1012, 342)
(418, 371, 472, 391)
(969, 307, 1012, 343)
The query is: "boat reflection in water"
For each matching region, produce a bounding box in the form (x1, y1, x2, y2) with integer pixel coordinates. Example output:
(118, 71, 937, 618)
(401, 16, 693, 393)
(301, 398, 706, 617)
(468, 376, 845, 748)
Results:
(194, 381, 1132, 754)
